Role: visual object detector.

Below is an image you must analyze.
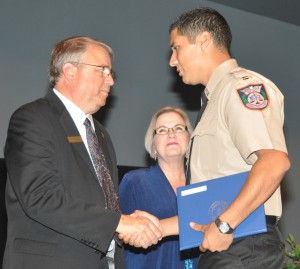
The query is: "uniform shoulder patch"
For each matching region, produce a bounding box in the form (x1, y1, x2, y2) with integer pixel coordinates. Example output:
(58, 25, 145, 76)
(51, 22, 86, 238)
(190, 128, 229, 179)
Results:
(236, 84, 269, 110)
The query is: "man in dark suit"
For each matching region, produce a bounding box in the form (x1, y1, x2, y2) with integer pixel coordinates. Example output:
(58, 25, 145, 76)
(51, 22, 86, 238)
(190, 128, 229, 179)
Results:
(3, 36, 162, 269)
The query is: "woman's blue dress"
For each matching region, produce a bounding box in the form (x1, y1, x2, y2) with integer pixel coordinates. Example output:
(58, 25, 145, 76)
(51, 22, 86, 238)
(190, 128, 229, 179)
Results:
(119, 163, 199, 269)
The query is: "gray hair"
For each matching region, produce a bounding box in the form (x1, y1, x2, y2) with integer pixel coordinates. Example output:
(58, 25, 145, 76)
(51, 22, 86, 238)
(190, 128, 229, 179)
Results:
(145, 107, 193, 159)
(48, 36, 114, 86)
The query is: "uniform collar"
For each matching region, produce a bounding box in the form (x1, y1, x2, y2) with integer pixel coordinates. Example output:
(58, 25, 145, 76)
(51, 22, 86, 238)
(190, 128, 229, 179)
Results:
(205, 59, 239, 99)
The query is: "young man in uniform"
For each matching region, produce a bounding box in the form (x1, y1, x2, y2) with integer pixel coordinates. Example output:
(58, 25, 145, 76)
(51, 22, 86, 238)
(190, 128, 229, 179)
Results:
(168, 7, 290, 268)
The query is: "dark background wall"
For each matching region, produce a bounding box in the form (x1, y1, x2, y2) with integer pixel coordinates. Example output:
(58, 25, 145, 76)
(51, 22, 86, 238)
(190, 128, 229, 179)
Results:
(0, 159, 7, 265)
(1, 0, 299, 245)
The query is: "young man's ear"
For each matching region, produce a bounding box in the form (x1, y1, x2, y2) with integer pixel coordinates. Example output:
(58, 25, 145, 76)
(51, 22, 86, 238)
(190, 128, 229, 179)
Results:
(196, 31, 211, 50)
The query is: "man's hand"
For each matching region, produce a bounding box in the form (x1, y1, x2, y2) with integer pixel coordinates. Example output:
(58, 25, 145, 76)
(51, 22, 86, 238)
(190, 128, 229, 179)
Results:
(190, 221, 233, 252)
(117, 210, 162, 249)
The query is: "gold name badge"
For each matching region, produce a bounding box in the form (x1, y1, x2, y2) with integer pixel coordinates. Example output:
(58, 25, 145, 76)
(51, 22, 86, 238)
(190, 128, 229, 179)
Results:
(67, 136, 83, 143)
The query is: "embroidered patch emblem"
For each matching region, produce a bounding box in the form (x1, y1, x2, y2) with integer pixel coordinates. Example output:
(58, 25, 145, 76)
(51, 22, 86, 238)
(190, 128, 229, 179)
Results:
(237, 84, 269, 110)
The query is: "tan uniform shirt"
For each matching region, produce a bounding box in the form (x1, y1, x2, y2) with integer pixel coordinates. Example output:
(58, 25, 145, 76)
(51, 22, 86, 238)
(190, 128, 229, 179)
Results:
(190, 59, 287, 217)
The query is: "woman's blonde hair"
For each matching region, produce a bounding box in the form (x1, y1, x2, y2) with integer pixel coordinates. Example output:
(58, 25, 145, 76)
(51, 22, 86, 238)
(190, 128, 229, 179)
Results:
(144, 106, 193, 159)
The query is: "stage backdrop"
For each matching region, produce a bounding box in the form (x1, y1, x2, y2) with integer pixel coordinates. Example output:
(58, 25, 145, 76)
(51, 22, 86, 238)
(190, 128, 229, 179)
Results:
(0, 0, 299, 242)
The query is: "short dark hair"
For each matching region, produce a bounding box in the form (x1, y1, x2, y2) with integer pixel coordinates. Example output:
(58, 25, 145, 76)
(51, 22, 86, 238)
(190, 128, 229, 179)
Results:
(169, 7, 232, 52)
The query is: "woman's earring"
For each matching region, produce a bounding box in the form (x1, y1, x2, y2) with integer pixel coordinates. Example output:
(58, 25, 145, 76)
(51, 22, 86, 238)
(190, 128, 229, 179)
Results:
(154, 151, 157, 161)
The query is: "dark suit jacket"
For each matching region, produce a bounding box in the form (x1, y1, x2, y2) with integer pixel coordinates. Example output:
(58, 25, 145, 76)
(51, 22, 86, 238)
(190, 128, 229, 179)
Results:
(3, 91, 125, 269)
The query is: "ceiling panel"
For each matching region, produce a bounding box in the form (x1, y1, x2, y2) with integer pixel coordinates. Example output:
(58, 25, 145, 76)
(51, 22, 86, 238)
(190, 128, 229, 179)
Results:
(208, 0, 300, 26)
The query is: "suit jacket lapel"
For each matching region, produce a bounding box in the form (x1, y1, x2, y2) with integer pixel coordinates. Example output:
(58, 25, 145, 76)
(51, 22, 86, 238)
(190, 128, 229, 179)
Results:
(45, 91, 98, 181)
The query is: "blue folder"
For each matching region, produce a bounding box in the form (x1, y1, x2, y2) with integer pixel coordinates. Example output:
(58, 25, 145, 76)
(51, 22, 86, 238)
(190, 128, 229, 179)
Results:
(177, 171, 267, 251)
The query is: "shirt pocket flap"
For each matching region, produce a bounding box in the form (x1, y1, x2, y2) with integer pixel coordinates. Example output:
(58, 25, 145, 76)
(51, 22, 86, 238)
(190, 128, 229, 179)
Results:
(192, 117, 217, 139)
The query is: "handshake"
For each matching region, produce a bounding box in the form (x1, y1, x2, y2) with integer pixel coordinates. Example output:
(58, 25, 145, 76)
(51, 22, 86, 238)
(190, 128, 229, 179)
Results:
(116, 210, 176, 249)
(116, 210, 230, 253)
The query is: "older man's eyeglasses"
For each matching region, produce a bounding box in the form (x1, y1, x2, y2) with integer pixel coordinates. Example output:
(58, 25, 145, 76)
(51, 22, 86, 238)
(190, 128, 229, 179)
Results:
(153, 124, 188, 136)
(70, 62, 116, 79)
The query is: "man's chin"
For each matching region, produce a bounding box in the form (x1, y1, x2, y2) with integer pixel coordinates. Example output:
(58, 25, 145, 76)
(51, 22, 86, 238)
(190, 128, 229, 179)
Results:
(97, 101, 106, 110)
(98, 96, 108, 106)
(182, 77, 190, 85)
(182, 77, 199, 86)
(90, 101, 106, 114)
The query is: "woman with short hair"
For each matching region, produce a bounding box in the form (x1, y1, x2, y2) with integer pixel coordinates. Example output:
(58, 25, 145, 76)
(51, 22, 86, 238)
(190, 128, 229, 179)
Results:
(120, 107, 198, 269)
